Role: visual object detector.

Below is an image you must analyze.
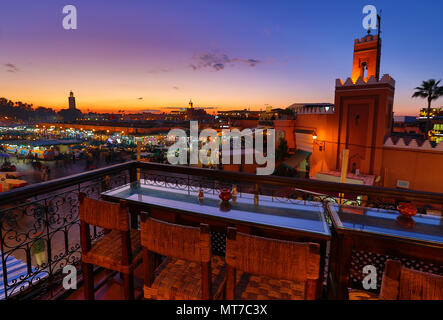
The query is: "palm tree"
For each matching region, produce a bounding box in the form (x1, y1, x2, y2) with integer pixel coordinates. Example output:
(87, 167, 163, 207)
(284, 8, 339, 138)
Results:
(412, 79, 443, 134)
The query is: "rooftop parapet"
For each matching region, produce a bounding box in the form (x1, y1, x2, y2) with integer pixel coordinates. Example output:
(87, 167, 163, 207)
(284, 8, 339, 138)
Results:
(384, 136, 443, 151)
(336, 74, 395, 88)
(354, 34, 379, 44)
(295, 105, 335, 115)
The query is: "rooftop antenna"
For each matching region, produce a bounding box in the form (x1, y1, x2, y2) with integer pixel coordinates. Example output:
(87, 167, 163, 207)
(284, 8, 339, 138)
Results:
(376, 10, 382, 80)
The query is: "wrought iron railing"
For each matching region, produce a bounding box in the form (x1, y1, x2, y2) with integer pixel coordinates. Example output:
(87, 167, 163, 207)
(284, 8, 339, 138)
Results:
(0, 162, 134, 299)
(0, 161, 441, 299)
(137, 162, 443, 214)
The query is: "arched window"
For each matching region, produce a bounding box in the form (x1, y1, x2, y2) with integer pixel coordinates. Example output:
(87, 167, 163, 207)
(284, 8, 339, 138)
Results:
(361, 62, 368, 79)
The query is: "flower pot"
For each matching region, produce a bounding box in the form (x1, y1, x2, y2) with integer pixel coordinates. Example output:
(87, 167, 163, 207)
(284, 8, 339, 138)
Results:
(31, 235, 46, 267)
(397, 202, 417, 218)
(34, 251, 46, 267)
(219, 189, 232, 202)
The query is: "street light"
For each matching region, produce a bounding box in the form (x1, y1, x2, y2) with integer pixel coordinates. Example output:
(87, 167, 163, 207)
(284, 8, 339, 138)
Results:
(313, 130, 325, 151)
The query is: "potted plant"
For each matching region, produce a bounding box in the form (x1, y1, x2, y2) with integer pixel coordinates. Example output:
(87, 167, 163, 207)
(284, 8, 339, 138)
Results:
(31, 232, 46, 267)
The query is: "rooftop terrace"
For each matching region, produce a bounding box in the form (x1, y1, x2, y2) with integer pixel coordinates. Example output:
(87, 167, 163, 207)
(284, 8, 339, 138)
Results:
(0, 161, 441, 300)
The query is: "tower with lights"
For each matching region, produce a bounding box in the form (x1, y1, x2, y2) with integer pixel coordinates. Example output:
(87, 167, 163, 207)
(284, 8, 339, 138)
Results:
(69, 91, 76, 110)
(334, 22, 395, 175)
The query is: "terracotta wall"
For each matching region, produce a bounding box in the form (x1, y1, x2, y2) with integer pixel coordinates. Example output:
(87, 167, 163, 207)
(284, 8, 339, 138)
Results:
(232, 120, 259, 130)
(334, 84, 394, 177)
(295, 114, 340, 177)
(274, 120, 296, 149)
(382, 147, 443, 193)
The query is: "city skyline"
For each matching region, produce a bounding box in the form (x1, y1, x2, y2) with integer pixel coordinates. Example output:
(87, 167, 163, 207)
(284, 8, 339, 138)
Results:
(1, 0, 442, 115)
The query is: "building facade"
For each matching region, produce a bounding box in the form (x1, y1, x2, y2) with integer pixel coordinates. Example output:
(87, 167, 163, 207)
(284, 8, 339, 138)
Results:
(289, 33, 443, 193)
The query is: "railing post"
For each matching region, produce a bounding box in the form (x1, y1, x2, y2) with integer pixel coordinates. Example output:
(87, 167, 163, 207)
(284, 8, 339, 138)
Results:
(129, 163, 138, 183)
(187, 176, 190, 195)
(339, 149, 349, 205)
(43, 198, 53, 296)
(254, 183, 259, 205)
(0, 221, 8, 300)
(136, 141, 141, 181)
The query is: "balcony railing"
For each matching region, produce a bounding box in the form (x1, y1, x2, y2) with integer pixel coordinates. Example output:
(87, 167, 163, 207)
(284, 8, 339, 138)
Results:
(0, 161, 442, 300)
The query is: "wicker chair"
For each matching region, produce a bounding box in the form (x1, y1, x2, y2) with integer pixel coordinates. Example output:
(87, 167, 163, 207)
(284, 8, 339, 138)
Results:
(79, 193, 142, 300)
(225, 227, 321, 300)
(349, 259, 443, 300)
(140, 212, 226, 300)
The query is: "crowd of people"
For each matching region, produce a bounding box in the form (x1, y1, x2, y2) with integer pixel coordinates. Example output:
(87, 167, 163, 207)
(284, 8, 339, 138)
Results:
(0, 145, 132, 184)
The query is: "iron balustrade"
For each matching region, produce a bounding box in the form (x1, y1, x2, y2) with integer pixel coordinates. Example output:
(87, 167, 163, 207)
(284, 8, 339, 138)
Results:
(0, 162, 133, 299)
(0, 160, 441, 299)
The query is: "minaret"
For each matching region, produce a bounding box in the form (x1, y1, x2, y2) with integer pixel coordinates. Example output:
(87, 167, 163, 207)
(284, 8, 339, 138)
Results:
(351, 31, 381, 83)
(334, 23, 395, 176)
(188, 99, 193, 109)
(69, 91, 76, 110)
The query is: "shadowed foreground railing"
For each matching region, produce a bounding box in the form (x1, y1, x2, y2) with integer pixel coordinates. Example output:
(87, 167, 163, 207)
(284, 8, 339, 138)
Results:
(0, 161, 441, 300)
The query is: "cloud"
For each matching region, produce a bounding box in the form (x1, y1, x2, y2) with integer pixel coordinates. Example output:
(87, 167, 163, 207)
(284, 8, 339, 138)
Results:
(4, 63, 19, 73)
(172, 86, 179, 90)
(189, 52, 262, 71)
(147, 68, 169, 74)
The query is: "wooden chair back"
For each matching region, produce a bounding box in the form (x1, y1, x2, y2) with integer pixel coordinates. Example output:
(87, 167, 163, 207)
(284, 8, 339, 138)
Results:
(140, 213, 211, 263)
(380, 260, 443, 300)
(225, 227, 321, 299)
(79, 192, 130, 231)
(139, 212, 213, 299)
(79, 192, 133, 266)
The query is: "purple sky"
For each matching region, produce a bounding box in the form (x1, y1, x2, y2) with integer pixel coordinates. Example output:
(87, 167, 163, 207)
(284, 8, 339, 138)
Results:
(0, 0, 442, 115)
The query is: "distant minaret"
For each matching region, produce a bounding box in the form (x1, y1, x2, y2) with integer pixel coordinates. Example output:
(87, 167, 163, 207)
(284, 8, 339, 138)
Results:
(69, 91, 76, 110)
(188, 99, 193, 109)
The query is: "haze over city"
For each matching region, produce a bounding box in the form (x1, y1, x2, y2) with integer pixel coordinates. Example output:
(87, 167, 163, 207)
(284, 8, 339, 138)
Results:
(1, 0, 442, 114)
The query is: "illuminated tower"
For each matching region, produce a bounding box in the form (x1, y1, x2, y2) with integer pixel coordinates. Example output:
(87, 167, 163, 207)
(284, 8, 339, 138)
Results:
(186, 99, 194, 120)
(69, 91, 76, 110)
(334, 28, 395, 176)
(351, 32, 381, 83)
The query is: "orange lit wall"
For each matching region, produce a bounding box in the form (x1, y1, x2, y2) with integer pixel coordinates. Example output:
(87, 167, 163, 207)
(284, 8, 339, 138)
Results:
(334, 82, 395, 177)
(381, 147, 443, 193)
(352, 35, 380, 83)
(293, 78, 395, 180)
(274, 120, 296, 150)
(294, 114, 340, 177)
(233, 120, 260, 130)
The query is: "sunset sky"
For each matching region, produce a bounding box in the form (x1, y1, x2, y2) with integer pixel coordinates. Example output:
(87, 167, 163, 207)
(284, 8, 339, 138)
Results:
(1, 0, 442, 115)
